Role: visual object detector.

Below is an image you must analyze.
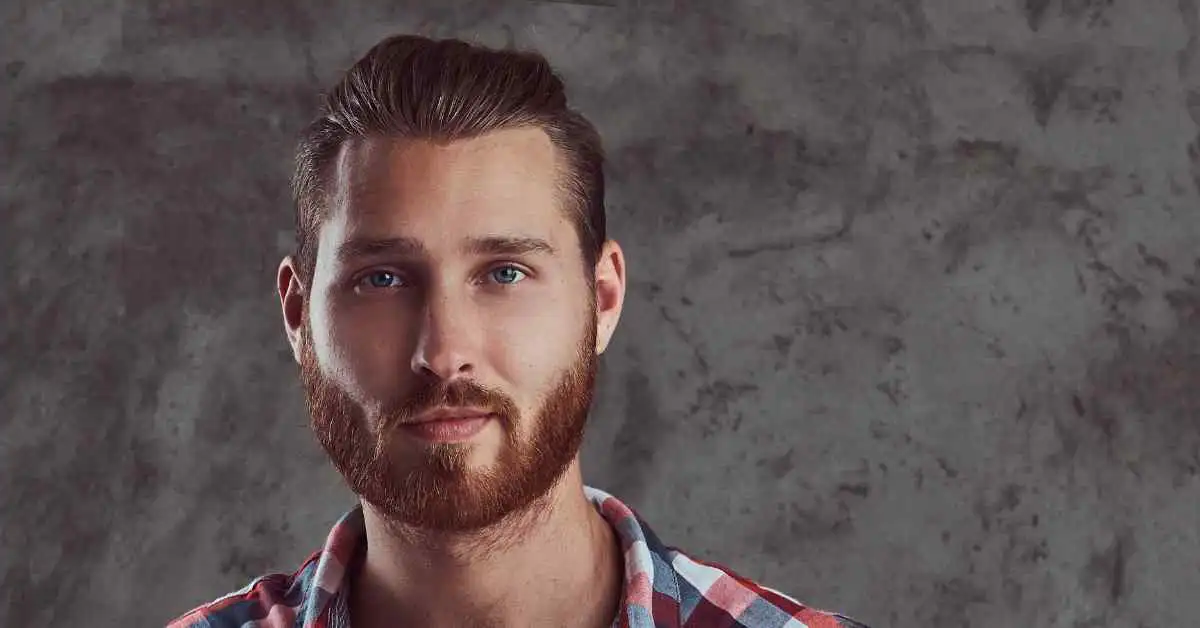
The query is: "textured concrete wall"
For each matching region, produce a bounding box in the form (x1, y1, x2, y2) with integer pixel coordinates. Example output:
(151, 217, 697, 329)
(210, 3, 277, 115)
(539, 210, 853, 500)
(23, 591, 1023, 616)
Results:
(3, 1, 1199, 626)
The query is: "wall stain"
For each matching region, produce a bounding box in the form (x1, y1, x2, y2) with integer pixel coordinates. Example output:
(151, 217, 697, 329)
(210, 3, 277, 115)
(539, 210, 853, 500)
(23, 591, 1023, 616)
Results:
(656, 304, 711, 376)
(1181, 0, 1199, 74)
(953, 139, 1018, 171)
(1187, 132, 1200, 196)
(932, 162, 1115, 275)
(689, 379, 759, 438)
(758, 446, 797, 480)
(758, 497, 857, 556)
(608, 367, 671, 504)
(1136, 243, 1171, 275)
(973, 482, 1024, 533)
(1062, 264, 1200, 484)
(1064, 84, 1123, 124)
(1025, 0, 1054, 31)
(1022, 52, 1085, 127)
(924, 577, 990, 628)
(1061, 0, 1116, 27)
(1082, 529, 1134, 605)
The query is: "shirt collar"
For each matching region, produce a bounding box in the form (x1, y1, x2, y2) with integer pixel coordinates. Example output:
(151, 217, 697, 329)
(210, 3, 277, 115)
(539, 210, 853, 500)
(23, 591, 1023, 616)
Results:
(300, 485, 671, 627)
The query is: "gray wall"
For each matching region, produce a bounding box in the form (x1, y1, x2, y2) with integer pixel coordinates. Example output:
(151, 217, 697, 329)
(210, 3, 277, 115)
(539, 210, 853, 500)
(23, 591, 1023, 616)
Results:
(3, 1, 1198, 626)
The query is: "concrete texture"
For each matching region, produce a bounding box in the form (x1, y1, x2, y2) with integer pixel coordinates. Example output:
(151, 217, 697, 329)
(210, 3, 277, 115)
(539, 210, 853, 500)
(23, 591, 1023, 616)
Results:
(3, 1, 1199, 626)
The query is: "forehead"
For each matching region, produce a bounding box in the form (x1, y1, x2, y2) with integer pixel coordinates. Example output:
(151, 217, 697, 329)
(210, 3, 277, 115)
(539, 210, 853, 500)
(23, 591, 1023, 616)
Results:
(324, 128, 571, 248)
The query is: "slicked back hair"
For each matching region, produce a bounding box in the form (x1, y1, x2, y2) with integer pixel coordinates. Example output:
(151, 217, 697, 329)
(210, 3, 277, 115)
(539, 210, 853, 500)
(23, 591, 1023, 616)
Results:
(291, 34, 607, 286)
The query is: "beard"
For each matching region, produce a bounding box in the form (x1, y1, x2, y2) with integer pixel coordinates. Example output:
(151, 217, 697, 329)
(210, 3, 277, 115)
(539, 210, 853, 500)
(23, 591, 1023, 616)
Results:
(298, 308, 598, 533)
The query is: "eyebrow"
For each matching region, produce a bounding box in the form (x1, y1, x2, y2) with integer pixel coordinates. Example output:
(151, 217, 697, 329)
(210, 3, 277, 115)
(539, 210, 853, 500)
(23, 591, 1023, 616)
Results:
(335, 235, 558, 262)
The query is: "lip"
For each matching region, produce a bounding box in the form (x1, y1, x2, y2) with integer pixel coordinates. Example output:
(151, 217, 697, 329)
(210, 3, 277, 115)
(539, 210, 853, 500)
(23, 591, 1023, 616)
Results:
(410, 406, 494, 424)
(399, 413, 494, 443)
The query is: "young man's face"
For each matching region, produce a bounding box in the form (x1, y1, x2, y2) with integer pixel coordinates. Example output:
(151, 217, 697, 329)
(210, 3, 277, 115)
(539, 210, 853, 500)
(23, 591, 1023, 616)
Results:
(284, 128, 618, 531)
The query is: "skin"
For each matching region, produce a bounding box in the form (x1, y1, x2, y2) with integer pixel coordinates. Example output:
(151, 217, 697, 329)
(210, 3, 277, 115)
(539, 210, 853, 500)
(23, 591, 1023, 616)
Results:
(275, 127, 628, 628)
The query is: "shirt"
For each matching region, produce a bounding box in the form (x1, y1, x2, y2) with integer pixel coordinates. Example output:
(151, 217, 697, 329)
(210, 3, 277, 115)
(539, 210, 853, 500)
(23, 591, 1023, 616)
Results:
(166, 486, 870, 628)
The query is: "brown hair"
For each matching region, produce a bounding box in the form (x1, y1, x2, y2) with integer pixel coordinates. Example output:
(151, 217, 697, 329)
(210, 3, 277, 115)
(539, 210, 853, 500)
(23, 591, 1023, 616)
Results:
(291, 34, 607, 285)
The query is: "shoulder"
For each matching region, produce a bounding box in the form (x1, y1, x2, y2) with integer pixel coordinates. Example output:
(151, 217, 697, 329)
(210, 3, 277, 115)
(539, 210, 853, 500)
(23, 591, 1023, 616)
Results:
(583, 487, 871, 627)
(163, 553, 321, 628)
(665, 548, 872, 628)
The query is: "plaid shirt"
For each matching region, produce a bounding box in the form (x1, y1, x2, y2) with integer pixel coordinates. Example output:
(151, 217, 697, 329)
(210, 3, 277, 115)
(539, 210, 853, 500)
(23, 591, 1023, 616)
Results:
(166, 486, 869, 628)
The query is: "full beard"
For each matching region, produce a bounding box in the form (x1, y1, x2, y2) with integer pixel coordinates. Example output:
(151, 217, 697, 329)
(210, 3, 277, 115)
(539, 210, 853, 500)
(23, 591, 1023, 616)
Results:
(299, 314, 598, 533)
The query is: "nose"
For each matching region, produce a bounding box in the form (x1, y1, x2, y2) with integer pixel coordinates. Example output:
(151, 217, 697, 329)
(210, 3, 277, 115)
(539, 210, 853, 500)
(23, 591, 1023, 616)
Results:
(410, 289, 477, 380)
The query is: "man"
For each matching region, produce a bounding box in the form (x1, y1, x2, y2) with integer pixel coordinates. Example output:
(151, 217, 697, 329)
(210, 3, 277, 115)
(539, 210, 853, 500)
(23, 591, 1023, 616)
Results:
(167, 34, 869, 628)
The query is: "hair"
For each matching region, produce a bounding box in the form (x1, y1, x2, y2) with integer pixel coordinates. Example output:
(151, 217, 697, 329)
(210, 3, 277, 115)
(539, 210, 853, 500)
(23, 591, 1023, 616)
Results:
(290, 34, 607, 286)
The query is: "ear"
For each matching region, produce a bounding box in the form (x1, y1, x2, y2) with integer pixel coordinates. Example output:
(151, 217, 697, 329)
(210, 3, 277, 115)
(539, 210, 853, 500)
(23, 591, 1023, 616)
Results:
(277, 256, 306, 364)
(593, 240, 627, 355)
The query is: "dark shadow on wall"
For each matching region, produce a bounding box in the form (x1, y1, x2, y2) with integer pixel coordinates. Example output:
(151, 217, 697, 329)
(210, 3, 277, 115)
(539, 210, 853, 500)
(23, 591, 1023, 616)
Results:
(1, 75, 322, 627)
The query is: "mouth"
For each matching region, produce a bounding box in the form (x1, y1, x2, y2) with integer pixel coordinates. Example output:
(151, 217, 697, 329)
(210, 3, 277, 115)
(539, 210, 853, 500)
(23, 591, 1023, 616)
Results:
(411, 407, 493, 423)
(399, 408, 496, 443)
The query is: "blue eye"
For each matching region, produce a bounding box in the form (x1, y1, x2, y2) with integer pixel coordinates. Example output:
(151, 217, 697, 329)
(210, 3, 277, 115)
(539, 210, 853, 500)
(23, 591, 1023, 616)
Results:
(490, 265, 527, 285)
(362, 271, 402, 289)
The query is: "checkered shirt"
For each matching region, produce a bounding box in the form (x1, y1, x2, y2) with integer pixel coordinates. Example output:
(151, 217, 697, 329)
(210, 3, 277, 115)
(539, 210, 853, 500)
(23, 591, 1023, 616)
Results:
(166, 486, 870, 627)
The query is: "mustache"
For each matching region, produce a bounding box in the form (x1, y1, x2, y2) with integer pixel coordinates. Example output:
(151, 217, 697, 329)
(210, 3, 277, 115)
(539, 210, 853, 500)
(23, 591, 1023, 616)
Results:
(381, 377, 518, 427)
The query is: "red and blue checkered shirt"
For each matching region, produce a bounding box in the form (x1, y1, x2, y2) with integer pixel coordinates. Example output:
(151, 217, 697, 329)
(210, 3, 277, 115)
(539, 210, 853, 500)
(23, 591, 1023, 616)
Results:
(166, 486, 869, 627)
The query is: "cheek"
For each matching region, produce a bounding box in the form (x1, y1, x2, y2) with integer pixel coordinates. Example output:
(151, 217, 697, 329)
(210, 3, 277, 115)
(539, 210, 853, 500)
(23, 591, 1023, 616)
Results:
(490, 299, 586, 405)
(322, 297, 416, 400)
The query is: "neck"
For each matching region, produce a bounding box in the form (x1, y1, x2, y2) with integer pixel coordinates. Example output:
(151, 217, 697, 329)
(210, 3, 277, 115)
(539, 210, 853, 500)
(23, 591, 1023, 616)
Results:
(349, 464, 623, 628)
